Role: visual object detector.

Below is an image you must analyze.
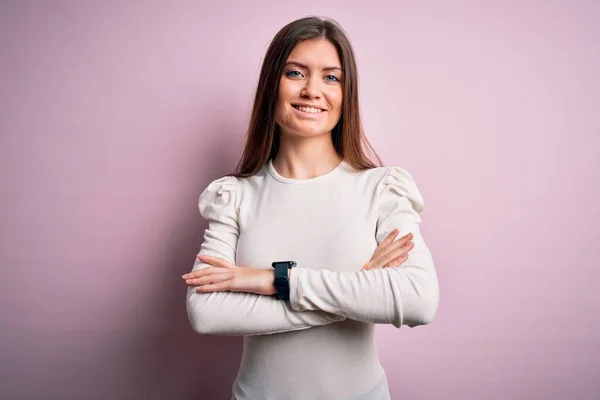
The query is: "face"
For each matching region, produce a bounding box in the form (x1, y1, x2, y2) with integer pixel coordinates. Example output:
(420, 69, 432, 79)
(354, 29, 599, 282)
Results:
(275, 39, 343, 138)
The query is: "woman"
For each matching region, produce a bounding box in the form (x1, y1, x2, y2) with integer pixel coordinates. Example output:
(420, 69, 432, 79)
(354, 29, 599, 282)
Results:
(182, 16, 440, 400)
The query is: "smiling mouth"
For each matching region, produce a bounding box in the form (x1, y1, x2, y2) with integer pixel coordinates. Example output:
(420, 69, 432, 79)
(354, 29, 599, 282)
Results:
(292, 105, 325, 114)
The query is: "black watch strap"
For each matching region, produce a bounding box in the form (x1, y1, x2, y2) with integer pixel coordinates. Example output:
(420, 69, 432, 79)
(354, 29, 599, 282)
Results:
(271, 261, 296, 300)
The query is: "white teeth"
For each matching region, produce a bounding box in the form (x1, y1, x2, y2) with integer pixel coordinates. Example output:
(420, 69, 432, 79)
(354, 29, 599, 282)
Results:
(295, 105, 322, 114)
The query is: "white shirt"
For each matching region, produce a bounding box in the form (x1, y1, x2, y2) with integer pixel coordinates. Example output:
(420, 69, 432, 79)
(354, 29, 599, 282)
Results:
(186, 158, 440, 400)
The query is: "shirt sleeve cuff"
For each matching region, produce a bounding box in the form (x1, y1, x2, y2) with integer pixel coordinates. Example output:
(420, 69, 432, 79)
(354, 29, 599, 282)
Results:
(289, 267, 306, 311)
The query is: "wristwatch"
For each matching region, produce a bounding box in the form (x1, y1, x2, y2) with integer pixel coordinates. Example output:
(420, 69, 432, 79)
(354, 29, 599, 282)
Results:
(271, 261, 296, 300)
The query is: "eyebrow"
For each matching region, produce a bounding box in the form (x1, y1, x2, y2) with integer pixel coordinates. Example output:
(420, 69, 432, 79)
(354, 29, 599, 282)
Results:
(285, 61, 342, 72)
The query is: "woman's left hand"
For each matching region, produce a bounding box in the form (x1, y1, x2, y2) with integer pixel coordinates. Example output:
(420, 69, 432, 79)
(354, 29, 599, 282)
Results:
(182, 255, 277, 296)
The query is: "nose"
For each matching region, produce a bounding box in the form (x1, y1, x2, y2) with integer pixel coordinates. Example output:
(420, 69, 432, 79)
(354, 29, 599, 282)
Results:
(301, 76, 321, 99)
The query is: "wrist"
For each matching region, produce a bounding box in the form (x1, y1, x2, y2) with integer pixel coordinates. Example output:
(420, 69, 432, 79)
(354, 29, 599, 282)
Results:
(271, 261, 296, 300)
(267, 270, 278, 295)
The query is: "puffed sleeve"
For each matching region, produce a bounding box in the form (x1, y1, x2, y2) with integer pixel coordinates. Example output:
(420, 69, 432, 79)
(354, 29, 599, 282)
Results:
(185, 176, 346, 336)
(288, 167, 440, 328)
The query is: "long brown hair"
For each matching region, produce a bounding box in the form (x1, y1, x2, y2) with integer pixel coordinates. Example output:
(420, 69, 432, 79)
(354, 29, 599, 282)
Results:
(230, 16, 382, 178)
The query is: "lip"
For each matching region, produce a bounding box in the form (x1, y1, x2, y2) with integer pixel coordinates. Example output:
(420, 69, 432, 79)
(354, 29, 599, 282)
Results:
(291, 103, 326, 111)
(292, 106, 325, 118)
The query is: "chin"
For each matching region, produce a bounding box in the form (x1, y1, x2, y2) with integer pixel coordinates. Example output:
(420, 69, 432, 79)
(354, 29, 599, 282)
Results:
(287, 126, 332, 137)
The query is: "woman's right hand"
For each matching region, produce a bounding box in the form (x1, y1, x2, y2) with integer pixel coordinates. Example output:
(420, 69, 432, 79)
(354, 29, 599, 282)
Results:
(360, 229, 414, 271)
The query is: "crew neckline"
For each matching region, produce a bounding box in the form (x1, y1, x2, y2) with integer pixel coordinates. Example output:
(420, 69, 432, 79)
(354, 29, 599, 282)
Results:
(267, 158, 347, 184)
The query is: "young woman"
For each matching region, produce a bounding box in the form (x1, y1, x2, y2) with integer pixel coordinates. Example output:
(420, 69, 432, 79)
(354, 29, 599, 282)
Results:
(182, 16, 440, 400)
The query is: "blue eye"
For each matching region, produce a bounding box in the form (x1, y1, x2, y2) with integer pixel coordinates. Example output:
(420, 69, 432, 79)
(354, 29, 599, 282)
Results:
(286, 70, 303, 78)
(325, 75, 340, 82)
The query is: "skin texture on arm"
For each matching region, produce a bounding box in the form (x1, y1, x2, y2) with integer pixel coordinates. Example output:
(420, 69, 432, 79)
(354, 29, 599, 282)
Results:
(185, 176, 346, 336)
(287, 167, 440, 328)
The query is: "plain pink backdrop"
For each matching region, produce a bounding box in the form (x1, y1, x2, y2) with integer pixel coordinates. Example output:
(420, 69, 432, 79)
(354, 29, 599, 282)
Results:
(1, 1, 598, 399)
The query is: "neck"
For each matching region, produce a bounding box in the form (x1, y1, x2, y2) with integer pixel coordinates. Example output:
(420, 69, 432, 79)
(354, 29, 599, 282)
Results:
(273, 131, 342, 180)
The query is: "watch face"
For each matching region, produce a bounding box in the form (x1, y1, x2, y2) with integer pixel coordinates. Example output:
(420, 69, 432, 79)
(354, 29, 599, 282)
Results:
(272, 261, 296, 268)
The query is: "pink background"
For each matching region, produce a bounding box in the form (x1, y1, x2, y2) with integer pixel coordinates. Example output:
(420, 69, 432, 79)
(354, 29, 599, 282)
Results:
(1, 1, 598, 399)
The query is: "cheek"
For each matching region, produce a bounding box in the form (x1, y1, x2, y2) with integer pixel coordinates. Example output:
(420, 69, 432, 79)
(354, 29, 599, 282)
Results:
(275, 82, 290, 121)
(278, 82, 299, 108)
(328, 89, 343, 114)
(277, 79, 296, 103)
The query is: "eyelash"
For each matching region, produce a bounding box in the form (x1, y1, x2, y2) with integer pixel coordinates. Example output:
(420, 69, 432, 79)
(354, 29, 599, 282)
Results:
(285, 70, 341, 82)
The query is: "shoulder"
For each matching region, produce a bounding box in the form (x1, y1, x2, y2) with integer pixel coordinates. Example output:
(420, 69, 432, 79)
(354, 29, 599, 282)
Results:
(375, 166, 424, 213)
(197, 162, 273, 214)
(351, 164, 417, 189)
(379, 166, 419, 188)
(198, 175, 240, 219)
(202, 175, 238, 197)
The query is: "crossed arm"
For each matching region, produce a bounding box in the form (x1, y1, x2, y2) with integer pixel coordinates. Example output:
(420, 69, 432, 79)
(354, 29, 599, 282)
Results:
(185, 202, 439, 336)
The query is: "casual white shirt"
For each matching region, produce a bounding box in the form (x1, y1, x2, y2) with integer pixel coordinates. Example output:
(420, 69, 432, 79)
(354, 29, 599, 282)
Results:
(186, 158, 440, 400)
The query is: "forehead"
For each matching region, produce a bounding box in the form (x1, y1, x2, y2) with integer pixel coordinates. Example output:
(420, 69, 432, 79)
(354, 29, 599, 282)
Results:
(286, 39, 341, 68)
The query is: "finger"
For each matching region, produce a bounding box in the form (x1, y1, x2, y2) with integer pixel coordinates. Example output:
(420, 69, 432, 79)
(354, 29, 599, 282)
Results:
(197, 254, 222, 265)
(182, 266, 224, 279)
(379, 234, 414, 259)
(382, 242, 414, 265)
(383, 229, 400, 244)
(389, 232, 413, 248)
(363, 231, 410, 271)
(378, 241, 414, 267)
(182, 268, 207, 280)
(383, 254, 409, 268)
(363, 262, 381, 271)
(373, 232, 413, 263)
(197, 254, 233, 268)
(373, 229, 399, 257)
(370, 238, 411, 268)
(382, 231, 412, 247)
(360, 261, 372, 271)
(196, 280, 231, 293)
(363, 260, 379, 271)
(186, 271, 232, 286)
